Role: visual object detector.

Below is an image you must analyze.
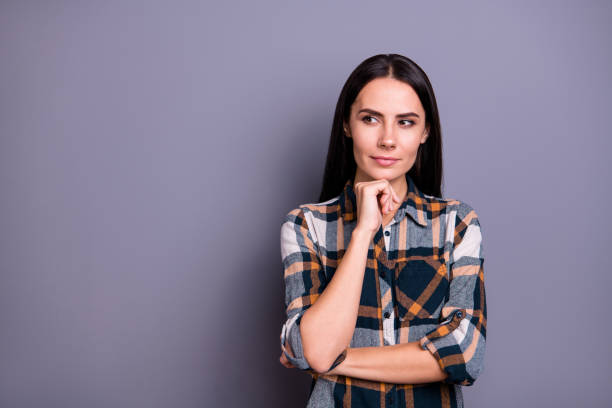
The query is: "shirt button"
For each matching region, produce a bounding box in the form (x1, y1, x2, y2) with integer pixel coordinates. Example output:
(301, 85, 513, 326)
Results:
(384, 311, 390, 318)
(384, 231, 390, 236)
(456, 310, 463, 318)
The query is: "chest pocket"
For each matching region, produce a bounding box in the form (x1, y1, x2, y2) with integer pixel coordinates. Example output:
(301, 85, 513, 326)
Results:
(394, 257, 449, 321)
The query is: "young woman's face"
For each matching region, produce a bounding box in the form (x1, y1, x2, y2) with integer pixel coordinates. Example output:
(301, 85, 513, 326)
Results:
(345, 77, 429, 184)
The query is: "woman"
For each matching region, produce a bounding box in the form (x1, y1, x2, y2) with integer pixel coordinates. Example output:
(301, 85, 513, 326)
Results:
(279, 54, 486, 408)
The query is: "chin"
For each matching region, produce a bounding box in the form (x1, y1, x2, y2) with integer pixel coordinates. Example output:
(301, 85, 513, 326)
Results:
(366, 170, 402, 181)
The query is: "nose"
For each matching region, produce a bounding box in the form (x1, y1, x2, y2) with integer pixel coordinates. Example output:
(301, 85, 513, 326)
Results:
(378, 124, 396, 149)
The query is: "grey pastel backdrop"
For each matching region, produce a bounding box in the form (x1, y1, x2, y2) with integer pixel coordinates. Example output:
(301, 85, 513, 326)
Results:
(0, 1, 610, 407)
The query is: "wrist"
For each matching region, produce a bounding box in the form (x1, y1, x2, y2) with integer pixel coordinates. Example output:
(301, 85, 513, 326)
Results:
(352, 226, 375, 241)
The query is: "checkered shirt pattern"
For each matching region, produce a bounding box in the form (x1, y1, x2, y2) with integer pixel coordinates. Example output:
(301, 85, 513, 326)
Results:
(280, 174, 486, 407)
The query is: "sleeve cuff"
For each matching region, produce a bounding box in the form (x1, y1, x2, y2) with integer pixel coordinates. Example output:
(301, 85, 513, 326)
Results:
(280, 314, 312, 370)
(418, 308, 475, 385)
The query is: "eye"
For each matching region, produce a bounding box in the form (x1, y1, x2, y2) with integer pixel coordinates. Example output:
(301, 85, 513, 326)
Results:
(399, 119, 415, 127)
(362, 115, 378, 124)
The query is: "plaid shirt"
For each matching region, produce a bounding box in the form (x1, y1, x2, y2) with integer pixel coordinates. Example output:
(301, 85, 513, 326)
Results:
(279, 174, 487, 407)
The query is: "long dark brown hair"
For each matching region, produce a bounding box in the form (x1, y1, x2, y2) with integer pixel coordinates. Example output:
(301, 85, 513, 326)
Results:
(318, 54, 443, 202)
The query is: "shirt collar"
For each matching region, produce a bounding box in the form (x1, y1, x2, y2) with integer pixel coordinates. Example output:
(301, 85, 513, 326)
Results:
(339, 174, 428, 227)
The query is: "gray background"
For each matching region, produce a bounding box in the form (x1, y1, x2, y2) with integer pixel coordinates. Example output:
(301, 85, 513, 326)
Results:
(1, 1, 610, 407)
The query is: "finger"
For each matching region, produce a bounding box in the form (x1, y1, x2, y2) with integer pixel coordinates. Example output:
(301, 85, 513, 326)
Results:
(382, 196, 389, 214)
(369, 181, 394, 212)
(379, 190, 390, 204)
(378, 193, 389, 213)
(372, 179, 390, 195)
(385, 183, 399, 203)
(381, 181, 398, 205)
(387, 185, 395, 209)
(280, 354, 294, 368)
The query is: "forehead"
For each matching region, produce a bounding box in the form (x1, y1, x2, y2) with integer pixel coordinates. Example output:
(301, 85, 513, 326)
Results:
(353, 77, 424, 114)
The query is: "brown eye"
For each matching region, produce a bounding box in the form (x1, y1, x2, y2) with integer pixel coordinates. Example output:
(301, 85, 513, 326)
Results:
(399, 119, 415, 126)
(362, 115, 377, 124)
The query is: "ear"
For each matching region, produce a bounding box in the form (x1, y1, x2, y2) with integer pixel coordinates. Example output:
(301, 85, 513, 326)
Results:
(421, 125, 430, 144)
(343, 122, 351, 138)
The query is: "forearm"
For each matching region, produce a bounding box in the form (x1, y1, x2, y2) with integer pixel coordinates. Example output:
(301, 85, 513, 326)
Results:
(325, 341, 448, 384)
(300, 228, 372, 373)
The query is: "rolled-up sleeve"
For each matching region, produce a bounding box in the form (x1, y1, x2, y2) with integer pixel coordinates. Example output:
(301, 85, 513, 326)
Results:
(279, 207, 327, 371)
(418, 202, 487, 386)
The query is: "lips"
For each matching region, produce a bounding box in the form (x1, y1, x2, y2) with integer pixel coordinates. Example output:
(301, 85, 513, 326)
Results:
(372, 156, 399, 166)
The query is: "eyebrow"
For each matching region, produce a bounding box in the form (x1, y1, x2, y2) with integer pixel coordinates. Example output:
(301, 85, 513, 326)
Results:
(358, 108, 420, 119)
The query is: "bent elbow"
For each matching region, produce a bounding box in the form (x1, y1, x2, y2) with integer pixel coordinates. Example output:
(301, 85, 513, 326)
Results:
(303, 345, 348, 375)
(308, 358, 330, 375)
(302, 343, 331, 374)
(300, 311, 349, 374)
(305, 348, 346, 375)
(300, 316, 331, 374)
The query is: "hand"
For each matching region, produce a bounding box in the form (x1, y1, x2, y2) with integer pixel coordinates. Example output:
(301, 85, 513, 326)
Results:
(279, 351, 295, 369)
(354, 179, 401, 235)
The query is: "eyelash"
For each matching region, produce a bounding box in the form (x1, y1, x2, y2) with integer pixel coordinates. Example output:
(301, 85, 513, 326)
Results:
(362, 115, 414, 126)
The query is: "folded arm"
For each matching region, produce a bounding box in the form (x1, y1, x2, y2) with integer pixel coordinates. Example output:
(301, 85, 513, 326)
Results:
(279, 208, 374, 373)
(324, 203, 487, 386)
(324, 341, 447, 384)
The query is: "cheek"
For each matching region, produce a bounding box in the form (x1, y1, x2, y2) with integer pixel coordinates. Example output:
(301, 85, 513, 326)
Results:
(351, 138, 370, 159)
(398, 142, 421, 169)
(399, 140, 420, 157)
